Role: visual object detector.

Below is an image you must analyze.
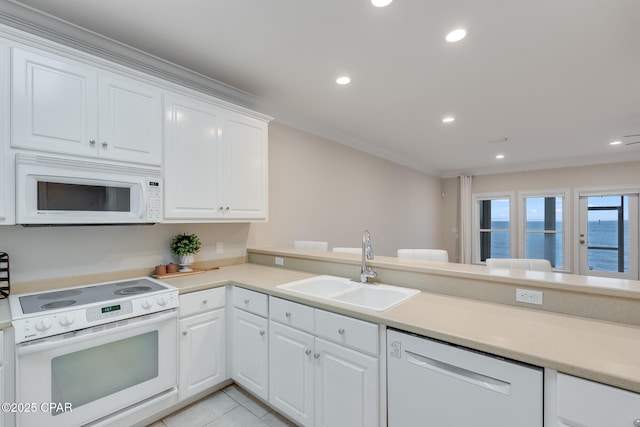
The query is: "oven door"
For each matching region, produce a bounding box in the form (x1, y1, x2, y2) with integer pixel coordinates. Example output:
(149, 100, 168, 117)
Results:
(15, 309, 177, 427)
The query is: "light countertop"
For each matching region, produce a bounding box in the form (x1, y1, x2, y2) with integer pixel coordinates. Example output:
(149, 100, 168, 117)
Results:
(161, 262, 640, 394)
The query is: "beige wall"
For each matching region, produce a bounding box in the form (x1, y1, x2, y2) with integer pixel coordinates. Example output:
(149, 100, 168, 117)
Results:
(442, 161, 640, 267)
(248, 123, 445, 256)
(1, 122, 444, 284)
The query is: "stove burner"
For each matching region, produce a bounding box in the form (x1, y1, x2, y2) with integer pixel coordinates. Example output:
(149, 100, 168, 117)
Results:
(36, 289, 82, 300)
(41, 300, 77, 310)
(114, 286, 152, 296)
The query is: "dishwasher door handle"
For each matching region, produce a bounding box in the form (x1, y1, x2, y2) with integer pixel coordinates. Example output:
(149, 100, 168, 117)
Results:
(405, 350, 512, 395)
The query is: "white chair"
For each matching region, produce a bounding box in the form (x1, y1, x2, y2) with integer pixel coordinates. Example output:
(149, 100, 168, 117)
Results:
(332, 247, 361, 254)
(293, 240, 329, 251)
(397, 249, 449, 262)
(486, 258, 552, 272)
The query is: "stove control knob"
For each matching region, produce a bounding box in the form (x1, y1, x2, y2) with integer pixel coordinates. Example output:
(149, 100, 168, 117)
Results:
(156, 295, 168, 306)
(58, 314, 75, 327)
(35, 318, 52, 332)
(141, 298, 153, 309)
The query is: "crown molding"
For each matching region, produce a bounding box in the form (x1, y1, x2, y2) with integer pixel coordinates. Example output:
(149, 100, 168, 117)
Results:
(0, 1, 262, 110)
(441, 151, 640, 179)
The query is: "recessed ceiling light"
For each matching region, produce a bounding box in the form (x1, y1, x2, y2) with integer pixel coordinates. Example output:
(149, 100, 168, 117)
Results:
(336, 76, 351, 85)
(442, 116, 455, 123)
(371, 0, 393, 7)
(609, 140, 622, 145)
(446, 28, 467, 43)
(496, 154, 505, 159)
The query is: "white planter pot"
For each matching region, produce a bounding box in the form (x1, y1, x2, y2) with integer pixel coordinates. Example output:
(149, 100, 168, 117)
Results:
(178, 254, 195, 272)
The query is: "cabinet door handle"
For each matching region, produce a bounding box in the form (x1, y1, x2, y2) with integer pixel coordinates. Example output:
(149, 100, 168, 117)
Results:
(313, 353, 320, 359)
(338, 328, 345, 335)
(182, 331, 188, 336)
(202, 299, 208, 305)
(305, 349, 312, 356)
(101, 141, 108, 147)
(225, 206, 230, 212)
(634, 419, 640, 427)
(244, 299, 250, 304)
(259, 330, 266, 336)
(89, 139, 96, 146)
(285, 311, 291, 318)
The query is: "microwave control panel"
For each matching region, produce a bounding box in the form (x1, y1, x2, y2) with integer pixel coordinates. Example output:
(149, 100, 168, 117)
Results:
(146, 179, 162, 222)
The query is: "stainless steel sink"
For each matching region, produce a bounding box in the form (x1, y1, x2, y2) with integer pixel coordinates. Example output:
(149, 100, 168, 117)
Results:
(277, 275, 419, 311)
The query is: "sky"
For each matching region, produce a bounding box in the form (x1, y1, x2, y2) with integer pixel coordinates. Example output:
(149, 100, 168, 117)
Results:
(490, 195, 630, 222)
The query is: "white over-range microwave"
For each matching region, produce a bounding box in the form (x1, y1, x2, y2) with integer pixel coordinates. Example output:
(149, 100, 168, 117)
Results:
(16, 154, 162, 225)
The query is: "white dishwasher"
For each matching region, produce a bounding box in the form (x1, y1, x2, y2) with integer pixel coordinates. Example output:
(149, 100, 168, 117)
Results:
(387, 329, 543, 427)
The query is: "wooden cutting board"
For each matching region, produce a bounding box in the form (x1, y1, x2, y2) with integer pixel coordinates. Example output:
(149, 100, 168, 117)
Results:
(152, 267, 219, 279)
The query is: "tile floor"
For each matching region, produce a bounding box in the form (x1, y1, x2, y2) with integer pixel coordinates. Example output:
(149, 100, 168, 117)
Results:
(147, 384, 297, 427)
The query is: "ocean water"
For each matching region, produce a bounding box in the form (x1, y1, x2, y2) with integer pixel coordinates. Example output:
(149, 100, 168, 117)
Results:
(486, 220, 629, 272)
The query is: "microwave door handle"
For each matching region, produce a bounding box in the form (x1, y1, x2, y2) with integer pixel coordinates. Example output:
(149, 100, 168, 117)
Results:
(16, 309, 177, 356)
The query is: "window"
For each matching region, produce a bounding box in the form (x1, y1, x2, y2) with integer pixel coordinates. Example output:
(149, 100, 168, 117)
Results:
(519, 190, 568, 270)
(472, 193, 514, 263)
(577, 188, 639, 279)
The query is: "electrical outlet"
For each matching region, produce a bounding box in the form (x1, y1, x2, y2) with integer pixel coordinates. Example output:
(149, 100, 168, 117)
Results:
(516, 288, 543, 305)
(215, 241, 223, 255)
(275, 257, 284, 266)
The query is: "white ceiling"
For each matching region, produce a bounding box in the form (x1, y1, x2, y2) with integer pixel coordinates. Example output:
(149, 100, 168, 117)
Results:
(8, 0, 640, 177)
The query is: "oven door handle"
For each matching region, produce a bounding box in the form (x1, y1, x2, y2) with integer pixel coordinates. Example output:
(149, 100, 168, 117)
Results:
(17, 309, 177, 356)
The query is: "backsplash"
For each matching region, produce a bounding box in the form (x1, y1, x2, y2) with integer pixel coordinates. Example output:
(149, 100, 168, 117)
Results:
(0, 223, 251, 285)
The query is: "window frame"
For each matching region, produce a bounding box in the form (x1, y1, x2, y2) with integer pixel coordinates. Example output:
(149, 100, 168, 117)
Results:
(471, 191, 516, 265)
(574, 185, 640, 278)
(518, 189, 570, 272)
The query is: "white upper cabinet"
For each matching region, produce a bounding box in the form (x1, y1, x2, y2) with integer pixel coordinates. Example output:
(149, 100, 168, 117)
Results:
(222, 112, 268, 219)
(0, 41, 13, 225)
(97, 72, 162, 164)
(163, 93, 223, 220)
(164, 93, 269, 222)
(11, 47, 162, 165)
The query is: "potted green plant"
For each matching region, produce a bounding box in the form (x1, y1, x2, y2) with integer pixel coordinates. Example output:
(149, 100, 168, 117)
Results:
(170, 233, 202, 272)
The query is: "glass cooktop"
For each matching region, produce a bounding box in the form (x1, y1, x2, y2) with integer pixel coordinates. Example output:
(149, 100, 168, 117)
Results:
(18, 278, 169, 314)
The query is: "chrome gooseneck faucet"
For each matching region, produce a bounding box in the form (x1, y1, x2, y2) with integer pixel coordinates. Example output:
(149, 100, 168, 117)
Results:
(360, 230, 377, 283)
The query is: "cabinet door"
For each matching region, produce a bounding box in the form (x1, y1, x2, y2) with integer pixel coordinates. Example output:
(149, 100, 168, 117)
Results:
(164, 94, 223, 219)
(269, 321, 315, 427)
(179, 308, 226, 401)
(556, 373, 640, 427)
(231, 309, 269, 400)
(314, 338, 378, 427)
(97, 73, 162, 165)
(0, 42, 13, 225)
(12, 47, 98, 156)
(221, 112, 268, 220)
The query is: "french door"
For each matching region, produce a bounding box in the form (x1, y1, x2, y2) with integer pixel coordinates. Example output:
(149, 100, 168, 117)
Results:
(578, 192, 639, 279)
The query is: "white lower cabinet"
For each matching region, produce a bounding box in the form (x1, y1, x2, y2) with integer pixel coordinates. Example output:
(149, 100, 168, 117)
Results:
(270, 321, 315, 425)
(231, 287, 269, 400)
(314, 338, 378, 427)
(1, 327, 15, 427)
(268, 297, 379, 427)
(178, 288, 226, 401)
(546, 370, 640, 427)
